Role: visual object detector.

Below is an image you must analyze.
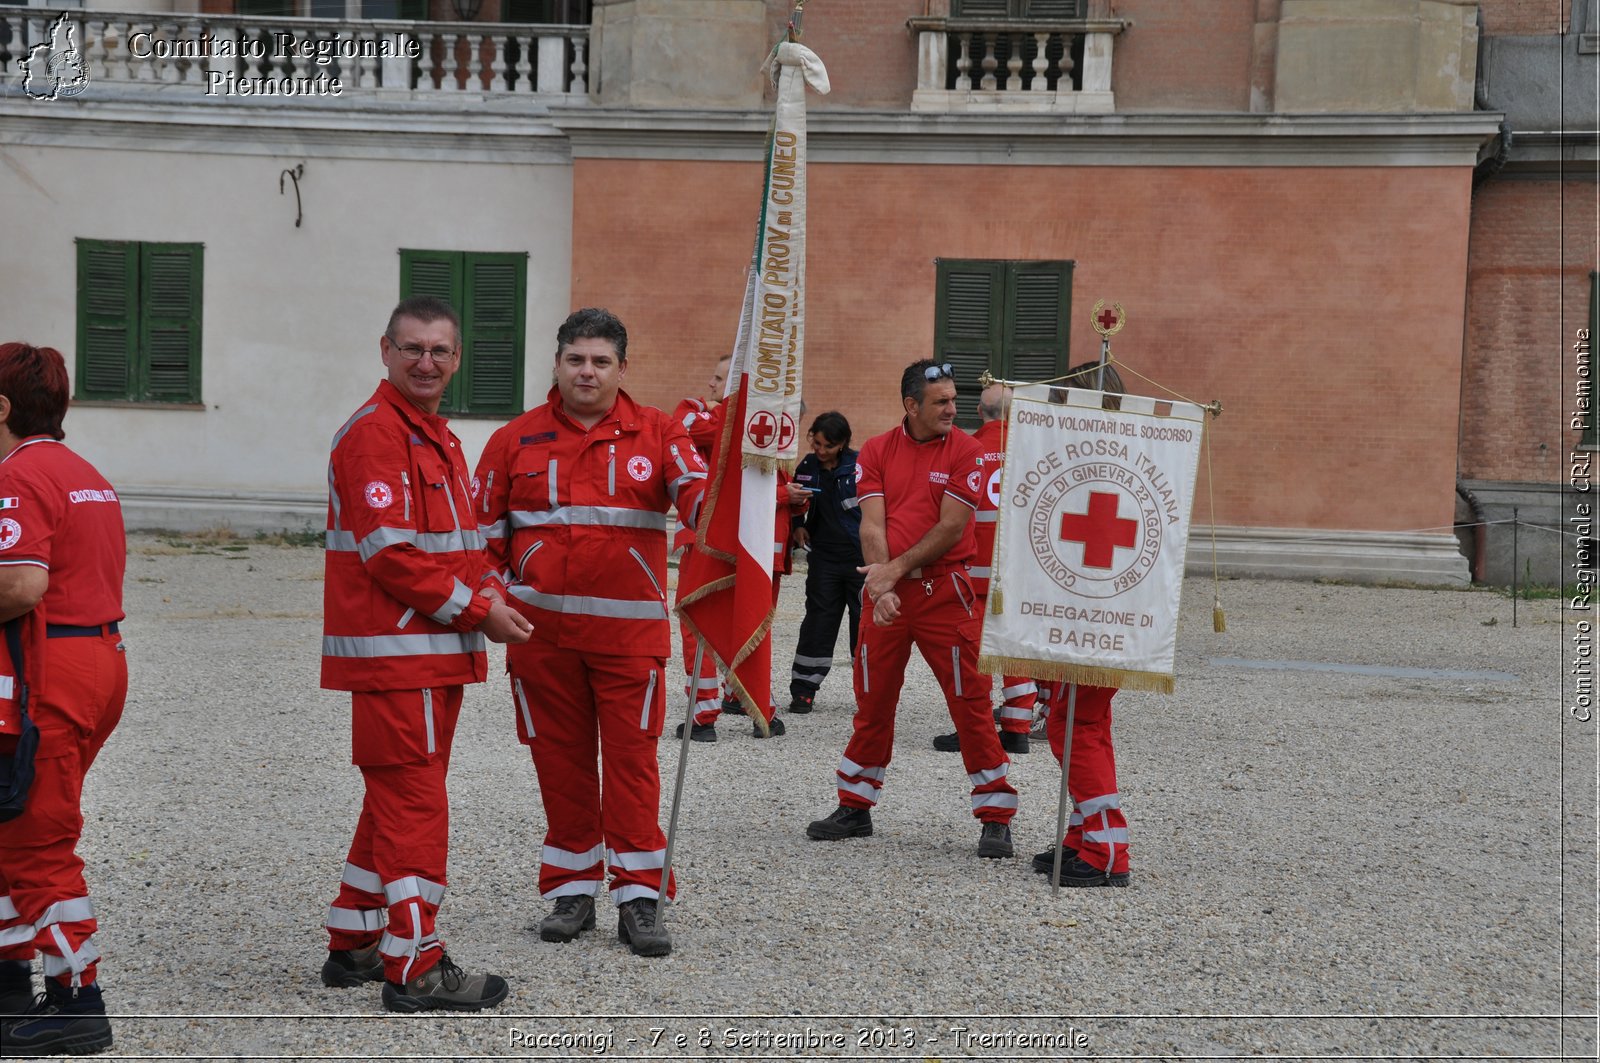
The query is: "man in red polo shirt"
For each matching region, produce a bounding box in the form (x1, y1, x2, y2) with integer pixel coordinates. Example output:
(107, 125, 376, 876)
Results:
(0, 342, 125, 1055)
(806, 360, 1018, 858)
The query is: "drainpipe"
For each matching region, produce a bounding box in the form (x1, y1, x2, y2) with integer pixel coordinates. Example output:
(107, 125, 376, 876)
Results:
(1457, 481, 1488, 584)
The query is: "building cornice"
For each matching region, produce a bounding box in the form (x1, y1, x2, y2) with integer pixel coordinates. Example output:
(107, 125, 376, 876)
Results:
(0, 91, 576, 163)
(551, 109, 1506, 167)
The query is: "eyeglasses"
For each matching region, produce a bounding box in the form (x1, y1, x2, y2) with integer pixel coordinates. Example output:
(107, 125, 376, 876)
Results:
(388, 339, 459, 364)
(924, 362, 954, 382)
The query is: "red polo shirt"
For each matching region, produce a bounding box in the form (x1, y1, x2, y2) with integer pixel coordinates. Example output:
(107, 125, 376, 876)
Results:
(855, 420, 986, 566)
(0, 436, 125, 626)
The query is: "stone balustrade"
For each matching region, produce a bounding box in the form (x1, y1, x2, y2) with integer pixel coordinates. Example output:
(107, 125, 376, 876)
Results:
(0, 6, 588, 98)
(908, 16, 1123, 113)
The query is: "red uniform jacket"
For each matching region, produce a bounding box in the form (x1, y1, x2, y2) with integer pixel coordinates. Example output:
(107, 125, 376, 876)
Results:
(475, 388, 707, 659)
(322, 380, 495, 692)
(970, 417, 1007, 595)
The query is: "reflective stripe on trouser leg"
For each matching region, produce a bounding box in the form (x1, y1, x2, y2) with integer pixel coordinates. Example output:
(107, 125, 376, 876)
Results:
(839, 590, 916, 810)
(997, 677, 1037, 733)
(680, 621, 722, 724)
(1046, 683, 1128, 873)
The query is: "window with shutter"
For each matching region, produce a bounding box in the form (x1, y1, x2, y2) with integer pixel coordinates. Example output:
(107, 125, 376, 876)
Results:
(935, 258, 1072, 429)
(75, 239, 202, 404)
(952, 0, 1086, 17)
(400, 248, 528, 417)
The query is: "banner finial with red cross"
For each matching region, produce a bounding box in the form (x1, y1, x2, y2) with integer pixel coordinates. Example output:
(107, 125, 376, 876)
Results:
(1090, 299, 1126, 338)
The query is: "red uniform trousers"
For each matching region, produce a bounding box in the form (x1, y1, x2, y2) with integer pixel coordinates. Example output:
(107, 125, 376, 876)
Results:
(0, 631, 126, 988)
(1044, 683, 1129, 874)
(836, 571, 1017, 822)
(508, 641, 677, 905)
(325, 686, 461, 984)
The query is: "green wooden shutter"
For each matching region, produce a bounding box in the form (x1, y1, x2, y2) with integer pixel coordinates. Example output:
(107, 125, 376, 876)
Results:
(140, 243, 202, 403)
(460, 252, 526, 416)
(76, 239, 138, 401)
(399, 249, 464, 410)
(1002, 259, 1072, 385)
(935, 259, 1005, 429)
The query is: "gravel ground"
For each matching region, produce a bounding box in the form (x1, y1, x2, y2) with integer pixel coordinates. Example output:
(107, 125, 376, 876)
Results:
(38, 532, 1596, 1060)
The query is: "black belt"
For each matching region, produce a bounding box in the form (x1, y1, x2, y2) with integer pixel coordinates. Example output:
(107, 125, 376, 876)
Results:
(45, 621, 119, 639)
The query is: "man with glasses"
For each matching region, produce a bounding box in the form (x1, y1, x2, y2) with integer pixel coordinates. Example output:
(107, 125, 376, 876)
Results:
(320, 296, 531, 1013)
(806, 360, 1019, 859)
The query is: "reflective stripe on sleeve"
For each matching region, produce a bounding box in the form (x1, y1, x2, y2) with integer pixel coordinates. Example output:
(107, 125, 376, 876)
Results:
(429, 579, 474, 626)
(666, 470, 706, 504)
(480, 519, 508, 541)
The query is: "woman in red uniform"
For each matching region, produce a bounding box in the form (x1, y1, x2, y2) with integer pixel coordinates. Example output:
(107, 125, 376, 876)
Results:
(0, 342, 126, 1055)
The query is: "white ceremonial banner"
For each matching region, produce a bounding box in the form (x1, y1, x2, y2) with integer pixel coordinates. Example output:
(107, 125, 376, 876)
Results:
(979, 384, 1205, 694)
(732, 41, 829, 469)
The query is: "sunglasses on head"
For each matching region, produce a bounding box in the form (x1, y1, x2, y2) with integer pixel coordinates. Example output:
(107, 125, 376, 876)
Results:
(923, 362, 954, 382)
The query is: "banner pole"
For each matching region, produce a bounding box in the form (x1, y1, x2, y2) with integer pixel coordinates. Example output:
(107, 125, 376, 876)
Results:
(660, 640, 706, 917)
(1050, 682, 1077, 896)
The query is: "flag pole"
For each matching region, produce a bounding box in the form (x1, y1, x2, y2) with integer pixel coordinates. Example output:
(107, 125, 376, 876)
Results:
(1049, 683, 1077, 896)
(660, 640, 705, 916)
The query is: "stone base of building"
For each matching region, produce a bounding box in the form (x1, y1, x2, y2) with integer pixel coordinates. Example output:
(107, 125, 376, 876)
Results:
(1456, 480, 1593, 588)
(1187, 525, 1470, 586)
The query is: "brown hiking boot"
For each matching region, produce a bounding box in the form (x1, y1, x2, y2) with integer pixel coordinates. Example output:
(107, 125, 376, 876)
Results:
(381, 954, 509, 1012)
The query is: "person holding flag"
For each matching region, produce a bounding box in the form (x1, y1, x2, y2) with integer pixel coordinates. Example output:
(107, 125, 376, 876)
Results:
(805, 360, 1019, 859)
(474, 308, 706, 957)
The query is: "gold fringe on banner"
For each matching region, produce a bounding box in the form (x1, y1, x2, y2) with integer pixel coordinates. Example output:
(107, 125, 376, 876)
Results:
(978, 655, 1175, 695)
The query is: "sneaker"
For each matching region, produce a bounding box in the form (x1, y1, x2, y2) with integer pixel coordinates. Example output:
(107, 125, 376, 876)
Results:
(931, 731, 961, 752)
(1, 981, 113, 1055)
(977, 821, 1014, 858)
(753, 715, 785, 738)
(788, 692, 815, 714)
(320, 942, 384, 988)
(999, 730, 1030, 754)
(0, 960, 32, 1017)
(1049, 854, 1131, 888)
(538, 895, 596, 943)
(381, 953, 509, 1012)
(1030, 844, 1081, 874)
(805, 804, 873, 840)
(674, 721, 717, 742)
(616, 898, 672, 958)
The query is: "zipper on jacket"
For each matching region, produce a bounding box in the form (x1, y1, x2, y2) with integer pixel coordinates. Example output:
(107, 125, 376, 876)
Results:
(482, 470, 494, 513)
(629, 546, 666, 602)
(608, 444, 616, 496)
(400, 471, 412, 522)
(517, 539, 545, 580)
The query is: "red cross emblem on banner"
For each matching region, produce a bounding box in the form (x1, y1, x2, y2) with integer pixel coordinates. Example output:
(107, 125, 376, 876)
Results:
(747, 411, 778, 449)
(777, 414, 797, 451)
(1059, 491, 1139, 569)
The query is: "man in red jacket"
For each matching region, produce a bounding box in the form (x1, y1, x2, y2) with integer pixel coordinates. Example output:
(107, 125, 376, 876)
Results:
(0, 343, 125, 1055)
(475, 308, 707, 957)
(321, 297, 530, 1013)
(806, 360, 1018, 859)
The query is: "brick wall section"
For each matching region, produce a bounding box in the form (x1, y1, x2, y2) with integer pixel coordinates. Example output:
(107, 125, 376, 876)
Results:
(1112, 0, 1259, 112)
(572, 158, 1473, 533)
(763, 0, 924, 110)
(1477, 0, 1570, 35)
(1460, 176, 1598, 483)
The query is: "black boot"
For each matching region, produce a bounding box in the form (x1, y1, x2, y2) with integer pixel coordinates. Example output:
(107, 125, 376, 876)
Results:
(1, 980, 113, 1055)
